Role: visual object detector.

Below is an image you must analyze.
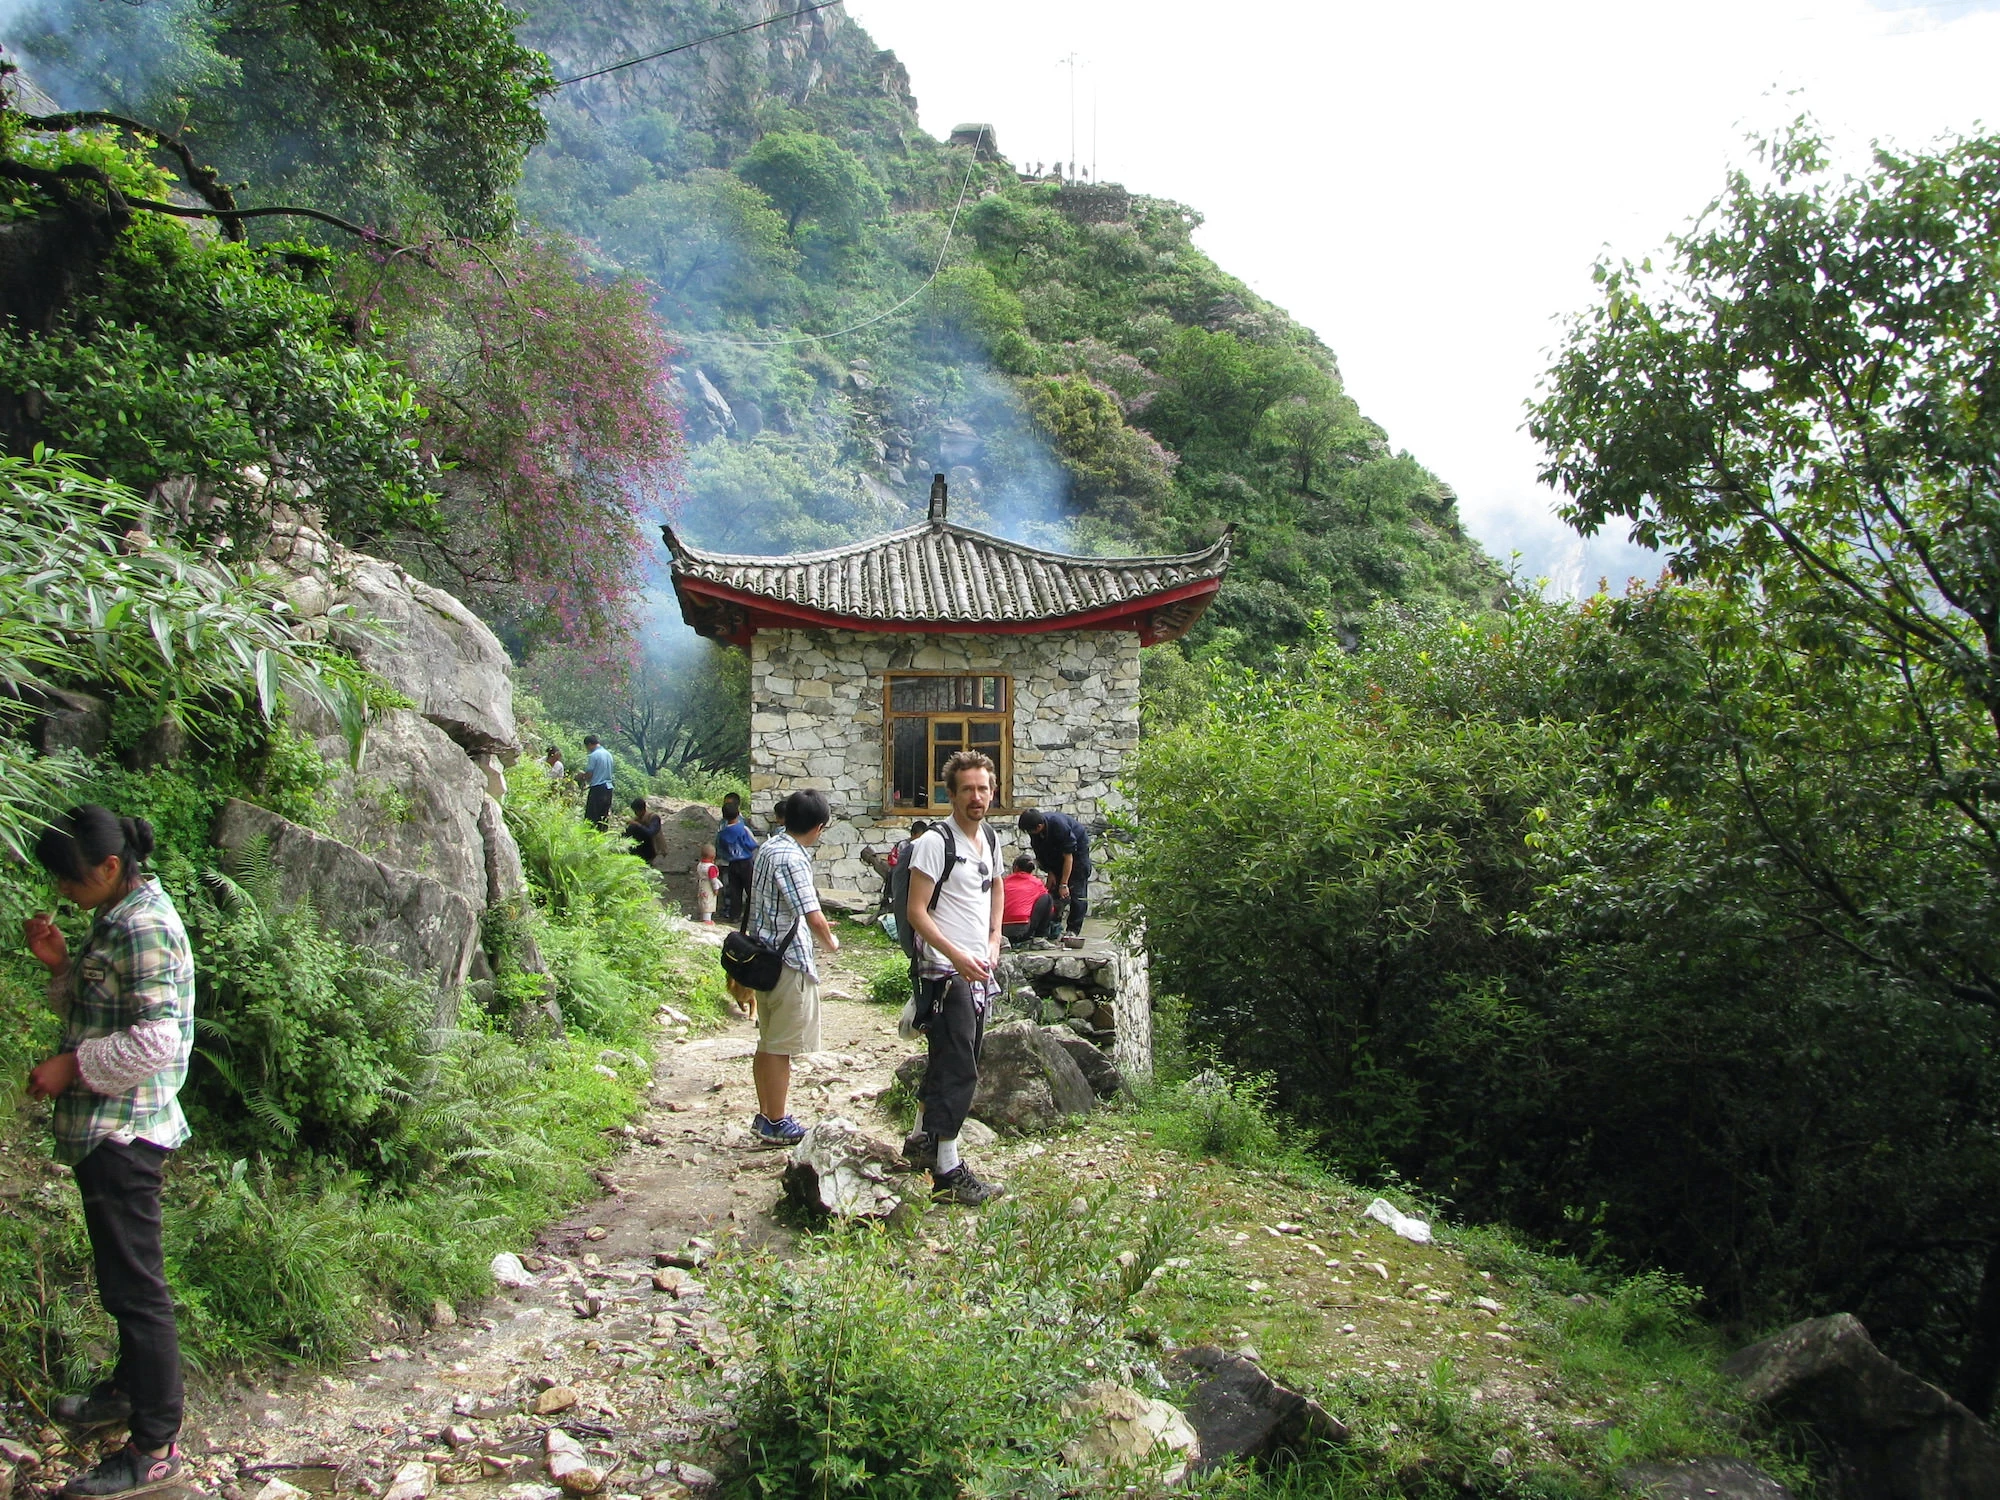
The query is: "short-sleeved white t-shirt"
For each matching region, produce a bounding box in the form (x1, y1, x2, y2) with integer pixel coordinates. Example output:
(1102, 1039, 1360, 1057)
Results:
(909, 819, 997, 969)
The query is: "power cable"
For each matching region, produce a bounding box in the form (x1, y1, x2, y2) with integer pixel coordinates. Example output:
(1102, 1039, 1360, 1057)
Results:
(683, 125, 991, 349)
(548, 1, 845, 89)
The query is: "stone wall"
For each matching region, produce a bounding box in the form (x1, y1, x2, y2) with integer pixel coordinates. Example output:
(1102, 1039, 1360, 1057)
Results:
(746, 627, 1140, 897)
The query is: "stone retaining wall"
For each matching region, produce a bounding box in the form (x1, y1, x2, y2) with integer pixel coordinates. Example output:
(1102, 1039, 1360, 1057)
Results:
(993, 942, 1153, 1084)
(747, 626, 1140, 897)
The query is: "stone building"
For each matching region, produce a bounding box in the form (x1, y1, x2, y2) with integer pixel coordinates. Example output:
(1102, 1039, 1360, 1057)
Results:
(662, 491, 1231, 900)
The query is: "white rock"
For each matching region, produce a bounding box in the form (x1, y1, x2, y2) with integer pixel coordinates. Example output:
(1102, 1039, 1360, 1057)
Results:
(1363, 1197, 1433, 1243)
(1059, 1380, 1200, 1484)
(254, 1481, 311, 1500)
(383, 1462, 435, 1500)
(491, 1252, 538, 1288)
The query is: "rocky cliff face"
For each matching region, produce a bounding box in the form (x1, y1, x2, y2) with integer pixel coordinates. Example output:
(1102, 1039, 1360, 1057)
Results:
(228, 521, 538, 993)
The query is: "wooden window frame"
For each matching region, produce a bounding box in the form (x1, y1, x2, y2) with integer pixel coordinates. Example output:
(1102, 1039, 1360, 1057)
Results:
(881, 671, 1014, 814)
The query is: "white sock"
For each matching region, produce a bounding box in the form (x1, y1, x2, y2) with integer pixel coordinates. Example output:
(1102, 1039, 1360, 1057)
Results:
(934, 1136, 961, 1176)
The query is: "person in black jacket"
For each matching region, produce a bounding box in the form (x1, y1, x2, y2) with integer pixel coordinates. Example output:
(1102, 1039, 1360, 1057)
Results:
(623, 799, 661, 860)
(1016, 808, 1092, 948)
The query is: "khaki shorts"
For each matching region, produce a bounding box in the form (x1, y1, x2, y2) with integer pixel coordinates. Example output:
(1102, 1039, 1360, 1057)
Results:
(756, 963, 822, 1056)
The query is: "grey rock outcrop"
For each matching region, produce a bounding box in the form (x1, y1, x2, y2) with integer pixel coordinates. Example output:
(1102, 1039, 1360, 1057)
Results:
(1169, 1344, 1347, 1470)
(478, 796, 528, 907)
(1044, 1027, 1126, 1098)
(264, 519, 519, 760)
(640, 796, 723, 916)
(894, 1020, 1095, 1134)
(1617, 1458, 1796, 1499)
(19, 684, 110, 758)
(1724, 1312, 2000, 1500)
(213, 799, 483, 1006)
(781, 1119, 906, 1220)
(316, 708, 491, 901)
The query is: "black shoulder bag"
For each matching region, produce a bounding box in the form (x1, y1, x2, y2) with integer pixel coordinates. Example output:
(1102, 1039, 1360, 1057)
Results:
(721, 914, 801, 992)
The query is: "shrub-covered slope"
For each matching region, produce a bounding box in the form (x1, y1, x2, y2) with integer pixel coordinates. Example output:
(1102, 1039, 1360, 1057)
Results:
(519, 0, 1504, 663)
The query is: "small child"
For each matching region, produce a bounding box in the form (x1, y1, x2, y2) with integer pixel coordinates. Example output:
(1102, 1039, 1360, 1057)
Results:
(694, 844, 721, 924)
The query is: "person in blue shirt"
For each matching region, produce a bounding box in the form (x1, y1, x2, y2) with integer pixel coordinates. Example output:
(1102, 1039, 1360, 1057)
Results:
(715, 791, 760, 928)
(582, 736, 615, 829)
(1017, 808, 1093, 948)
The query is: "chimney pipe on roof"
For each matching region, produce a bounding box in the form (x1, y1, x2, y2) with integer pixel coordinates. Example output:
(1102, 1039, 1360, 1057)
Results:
(928, 473, 948, 525)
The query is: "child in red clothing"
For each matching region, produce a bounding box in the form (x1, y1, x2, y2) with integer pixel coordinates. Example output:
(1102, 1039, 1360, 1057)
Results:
(694, 845, 720, 924)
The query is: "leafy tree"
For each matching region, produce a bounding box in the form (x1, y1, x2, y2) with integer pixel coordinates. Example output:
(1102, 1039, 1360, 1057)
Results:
(523, 641, 747, 777)
(16, 0, 552, 235)
(0, 451, 370, 856)
(600, 169, 798, 313)
(0, 165, 437, 550)
(735, 130, 884, 240)
(343, 235, 680, 648)
(1022, 375, 1175, 512)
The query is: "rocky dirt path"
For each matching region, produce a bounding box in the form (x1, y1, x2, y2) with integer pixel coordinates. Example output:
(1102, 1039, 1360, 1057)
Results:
(166, 919, 909, 1500)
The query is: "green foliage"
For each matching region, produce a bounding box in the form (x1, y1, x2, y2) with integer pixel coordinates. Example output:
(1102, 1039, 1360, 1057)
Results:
(719, 1168, 1200, 1499)
(188, 852, 436, 1160)
(600, 169, 797, 311)
(17, 0, 553, 235)
(735, 130, 884, 241)
(504, 770, 674, 1044)
(1136, 1069, 1285, 1165)
(0, 452, 365, 857)
(0, 204, 437, 551)
(1130, 593, 2000, 1412)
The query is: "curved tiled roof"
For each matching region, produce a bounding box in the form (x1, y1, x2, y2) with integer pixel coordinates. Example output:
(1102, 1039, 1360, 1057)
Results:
(662, 520, 1231, 627)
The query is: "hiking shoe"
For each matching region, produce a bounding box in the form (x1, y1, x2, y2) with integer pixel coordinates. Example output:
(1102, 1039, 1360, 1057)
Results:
(901, 1131, 937, 1170)
(53, 1383, 132, 1428)
(62, 1444, 184, 1499)
(751, 1113, 806, 1146)
(931, 1165, 1005, 1206)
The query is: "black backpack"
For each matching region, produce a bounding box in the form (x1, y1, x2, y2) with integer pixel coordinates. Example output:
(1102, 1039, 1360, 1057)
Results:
(889, 823, 998, 962)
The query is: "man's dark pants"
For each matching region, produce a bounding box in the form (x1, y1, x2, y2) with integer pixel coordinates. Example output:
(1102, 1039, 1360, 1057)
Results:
(725, 858, 755, 928)
(584, 783, 613, 829)
(918, 976, 986, 1142)
(1045, 858, 1091, 936)
(73, 1139, 183, 1451)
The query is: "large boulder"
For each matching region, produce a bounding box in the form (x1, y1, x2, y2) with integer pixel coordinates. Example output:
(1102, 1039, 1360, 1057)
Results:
(894, 1020, 1095, 1134)
(642, 797, 722, 916)
(311, 708, 491, 902)
(213, 799, 483, 1002)
(264, 519, 519, 760)
(1723, 1313, 2000, 1500)
(1043, 1027, 1126, 1099)
(1168, 1345, 1347, 1470)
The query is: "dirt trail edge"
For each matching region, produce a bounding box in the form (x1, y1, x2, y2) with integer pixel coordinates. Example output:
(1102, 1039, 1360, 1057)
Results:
(177, 920, 907, 1500)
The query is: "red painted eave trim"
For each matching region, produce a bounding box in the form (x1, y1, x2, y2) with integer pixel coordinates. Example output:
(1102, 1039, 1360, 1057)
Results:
(671, 575, 1221, 647)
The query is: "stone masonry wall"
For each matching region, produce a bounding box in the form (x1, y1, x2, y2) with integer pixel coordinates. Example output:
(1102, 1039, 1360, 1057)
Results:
(748, 627, 1140, 898)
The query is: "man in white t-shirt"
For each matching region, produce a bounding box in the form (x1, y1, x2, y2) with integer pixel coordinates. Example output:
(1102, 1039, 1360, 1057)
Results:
(903, 749, 1006, 1205)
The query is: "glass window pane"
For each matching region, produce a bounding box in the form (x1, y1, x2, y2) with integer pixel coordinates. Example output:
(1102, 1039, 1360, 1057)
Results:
(892, 717, 928, 807)
(981, 677, 1003, 710)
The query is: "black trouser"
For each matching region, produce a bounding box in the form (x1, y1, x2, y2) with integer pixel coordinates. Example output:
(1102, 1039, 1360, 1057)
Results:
(917, 975, 986, 1145)
(1003, 893, 1056, 945)
(1045, 859, 1091, 935)
(725, 859, 755, 928)
(73, 1139, 183, 1451)
(584, 784, 613, 829)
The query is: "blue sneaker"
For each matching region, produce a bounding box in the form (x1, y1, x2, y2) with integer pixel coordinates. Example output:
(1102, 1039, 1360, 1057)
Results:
(751, 1112, 806, 1146)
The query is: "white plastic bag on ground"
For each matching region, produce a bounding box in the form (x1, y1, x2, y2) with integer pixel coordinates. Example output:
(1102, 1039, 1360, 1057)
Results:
(490, 1251, 538, 1287)
(1363, 1197, 1433, 1244)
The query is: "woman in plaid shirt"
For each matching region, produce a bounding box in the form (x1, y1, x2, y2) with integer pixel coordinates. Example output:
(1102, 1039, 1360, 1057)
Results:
(24, 805, 194, 1499)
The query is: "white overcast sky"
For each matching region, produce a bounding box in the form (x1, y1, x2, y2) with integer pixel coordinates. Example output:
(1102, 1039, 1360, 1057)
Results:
(843, 0, 1999, 592)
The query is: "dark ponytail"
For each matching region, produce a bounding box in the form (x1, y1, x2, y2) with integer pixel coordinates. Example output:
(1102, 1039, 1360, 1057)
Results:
(33, 804, 154, 885)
